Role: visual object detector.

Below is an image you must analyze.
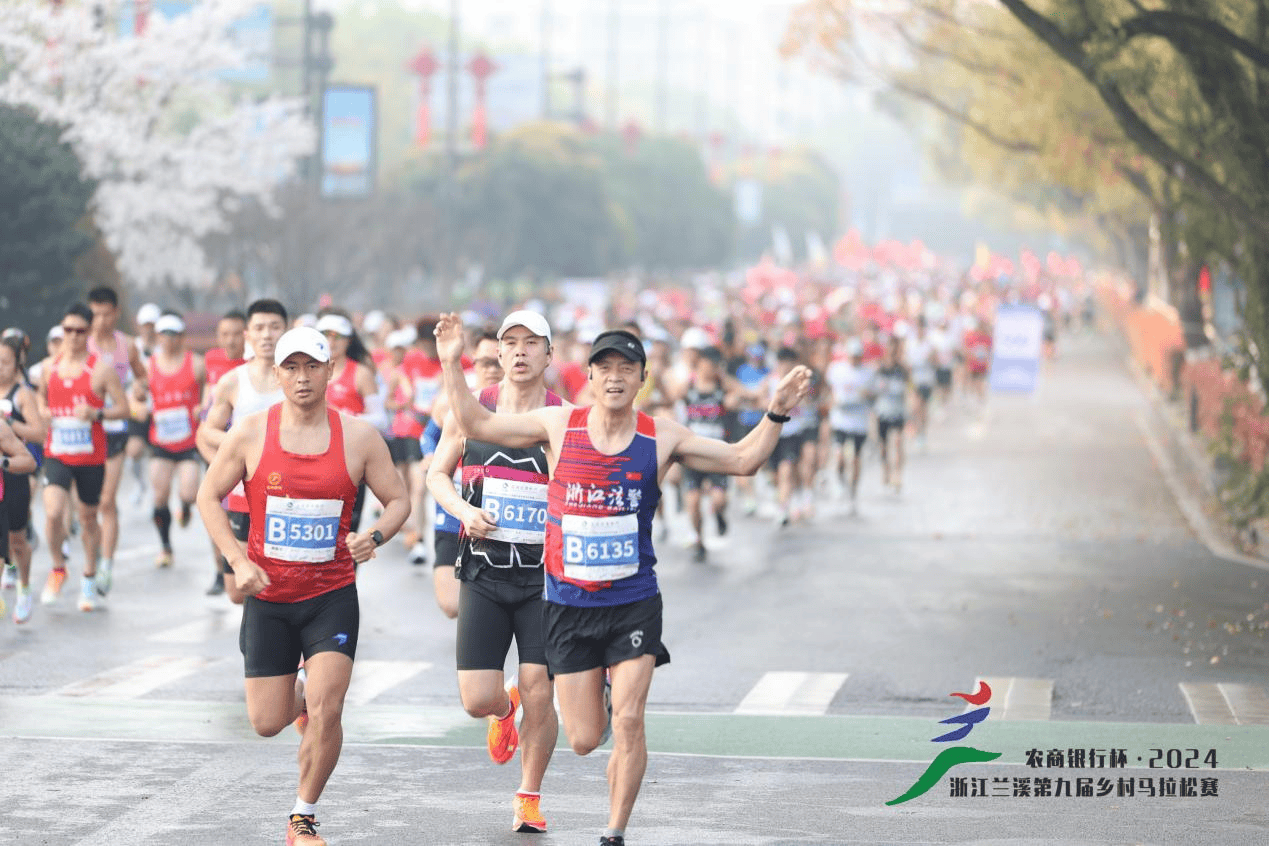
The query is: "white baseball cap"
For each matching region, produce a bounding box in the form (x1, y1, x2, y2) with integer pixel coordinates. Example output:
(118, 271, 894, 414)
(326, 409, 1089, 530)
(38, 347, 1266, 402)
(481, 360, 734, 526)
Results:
(497, 310, 552, 344)
(362, 309, 387, 335)
(136, 303, 162, 325)
(47, 325, 64, 341)
(274, 327, 331, 366)
(155, 314, 185, 335)
(315, 314, 354, 337)
(386, 328, 413, 350)
(680, 327, 711, 350)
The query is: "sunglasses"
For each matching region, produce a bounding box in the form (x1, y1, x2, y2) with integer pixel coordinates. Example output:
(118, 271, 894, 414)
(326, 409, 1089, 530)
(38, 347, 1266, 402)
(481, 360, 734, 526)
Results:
(61, 325, 88, 335)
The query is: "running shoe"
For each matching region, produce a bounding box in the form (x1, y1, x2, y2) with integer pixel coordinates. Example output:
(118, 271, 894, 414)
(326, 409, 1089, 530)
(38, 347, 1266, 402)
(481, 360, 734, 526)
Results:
(599, 670, 613, 746)
(294, 665, 308, 736)
(206, 572, 225, 596)
(60, 539, 71, 560)
(408, 542, 428, 565)
(599, 837, 624, 846)
(40, 568, 67, 605)
(715, 509, 728, 536)
(1, 564, 16, 590)
(96, 559, 112, 596)
(178, 502, 192, 528)
(512, 792, 547, 833)
(77, 577, 97, 612)
(285, 814, 325, 846)
(487, 680, 520, 764)
(14, 587, 33, 624)
(156, 549, 173, 569)
(691, 542, 706, 563)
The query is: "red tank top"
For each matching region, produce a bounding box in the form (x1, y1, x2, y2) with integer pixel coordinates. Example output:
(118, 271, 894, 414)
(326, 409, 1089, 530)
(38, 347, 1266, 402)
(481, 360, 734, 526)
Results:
(326, 359, 365, 415)
(148, 351, 200, 452)
(204, 348, 245, 386)
(246, 405, 358, 603)
(44, 354, 106, 465)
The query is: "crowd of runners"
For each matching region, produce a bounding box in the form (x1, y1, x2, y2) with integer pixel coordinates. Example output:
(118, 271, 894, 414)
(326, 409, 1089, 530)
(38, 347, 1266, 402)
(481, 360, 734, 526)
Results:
(0, 253, 1094, 845)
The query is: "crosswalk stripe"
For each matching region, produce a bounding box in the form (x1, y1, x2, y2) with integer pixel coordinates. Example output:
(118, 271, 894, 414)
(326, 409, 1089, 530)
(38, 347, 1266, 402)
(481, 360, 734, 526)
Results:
(977, 676, 1053, 721)
(345, 659, 431, 706)
(149, 608, 243, 644)
(55, 655, 222, 699)
(1180, 682, 1269, 725)
(734, 671, 848, 715)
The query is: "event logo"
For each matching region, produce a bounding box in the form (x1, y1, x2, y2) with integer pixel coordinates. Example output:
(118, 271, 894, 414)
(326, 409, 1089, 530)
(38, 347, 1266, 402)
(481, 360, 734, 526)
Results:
(886, 681, 1001, 805)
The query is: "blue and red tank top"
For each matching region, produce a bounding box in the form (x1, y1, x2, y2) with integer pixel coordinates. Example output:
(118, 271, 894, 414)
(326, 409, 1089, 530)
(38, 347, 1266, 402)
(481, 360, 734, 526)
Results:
(44, 353, 106, 465)
(544, 406, 660, 608)
(457, 385, 563, 584)
(148, 350, 200, 452)
(245, 404, 358, 603)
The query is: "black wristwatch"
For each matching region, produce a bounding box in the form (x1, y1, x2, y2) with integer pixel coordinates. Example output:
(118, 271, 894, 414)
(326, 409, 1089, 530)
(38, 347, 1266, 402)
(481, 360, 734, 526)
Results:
(766, 410, 791, 424)
(370, 529, 384, 547)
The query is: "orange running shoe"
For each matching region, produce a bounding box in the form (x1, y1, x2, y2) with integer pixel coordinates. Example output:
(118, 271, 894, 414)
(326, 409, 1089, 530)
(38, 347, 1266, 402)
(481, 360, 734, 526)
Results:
(40, 568, 67, 605)
(512, 791, 547, 833)
(285, 814, 326, 846)
(487, 681, 520, 764)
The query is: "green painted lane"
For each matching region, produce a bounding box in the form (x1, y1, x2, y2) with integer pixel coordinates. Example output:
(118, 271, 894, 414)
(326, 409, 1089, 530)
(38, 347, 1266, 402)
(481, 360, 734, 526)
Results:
(5, 696, 1268, 772)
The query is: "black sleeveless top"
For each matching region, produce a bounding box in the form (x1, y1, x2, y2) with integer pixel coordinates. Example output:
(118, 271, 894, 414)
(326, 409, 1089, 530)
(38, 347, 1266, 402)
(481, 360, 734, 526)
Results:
(456, 384, 563, 585)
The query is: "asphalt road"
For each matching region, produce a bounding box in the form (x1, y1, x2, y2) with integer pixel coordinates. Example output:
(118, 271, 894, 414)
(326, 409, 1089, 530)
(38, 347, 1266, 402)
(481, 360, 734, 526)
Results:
(1, 328, 1266, 845)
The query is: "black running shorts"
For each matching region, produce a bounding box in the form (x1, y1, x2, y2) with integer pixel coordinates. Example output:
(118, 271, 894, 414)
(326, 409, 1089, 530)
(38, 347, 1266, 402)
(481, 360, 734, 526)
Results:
(456, 579, 548, 670)
(2, 469, 31, 534)
(434, 530, 460, 569)
(240, 582, 359, 678)
(220, 510, 250, 575)
(832, 430, 867, 452)
(543, 593, 671, 675)
(149, 444, 200, 463)
(106, 431, 129, 458)
(389, 436, 423, 465)
(43, 458, 106, 506)
(681, 467, 728, 491)
(768, 432, 806, 469)
(878, 417, 906, 443)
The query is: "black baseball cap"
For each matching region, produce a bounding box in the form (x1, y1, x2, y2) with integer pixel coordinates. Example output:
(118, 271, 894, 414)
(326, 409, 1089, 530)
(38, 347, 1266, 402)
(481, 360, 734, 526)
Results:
(588, 330, 646, 365)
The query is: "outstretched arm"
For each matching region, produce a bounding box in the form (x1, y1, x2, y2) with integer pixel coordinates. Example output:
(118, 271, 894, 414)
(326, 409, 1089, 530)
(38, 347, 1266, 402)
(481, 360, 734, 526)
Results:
(673, 365, 812, 476)
(433, 312, 554, 448)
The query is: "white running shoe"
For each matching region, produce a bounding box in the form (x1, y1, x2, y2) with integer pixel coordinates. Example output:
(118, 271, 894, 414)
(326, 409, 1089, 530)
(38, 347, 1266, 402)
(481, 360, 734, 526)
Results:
(13, 587, 32, 624)
(96, 559, 113, 596)
(408, 542, 428, 565)
(1, 564, 16, 590)
(77, 577, 97, 612)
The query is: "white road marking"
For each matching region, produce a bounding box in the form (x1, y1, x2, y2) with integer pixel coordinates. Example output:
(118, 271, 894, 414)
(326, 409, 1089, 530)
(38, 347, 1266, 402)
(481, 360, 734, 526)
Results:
(345, 659, 431, 706)
(735, 671, 848, 715)
(977, 676, 1053, 721)
(55, 655, 223, 699)
(149, 607, 242, 644)
(1180, 682, 1269, 725)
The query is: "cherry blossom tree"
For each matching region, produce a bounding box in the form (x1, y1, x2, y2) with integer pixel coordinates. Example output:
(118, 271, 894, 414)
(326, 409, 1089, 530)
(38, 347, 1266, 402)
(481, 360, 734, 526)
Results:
(0, 0, 315, 289)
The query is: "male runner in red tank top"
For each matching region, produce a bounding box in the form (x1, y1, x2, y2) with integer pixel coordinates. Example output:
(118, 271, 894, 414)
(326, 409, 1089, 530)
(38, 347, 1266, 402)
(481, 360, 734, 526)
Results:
(197, 327, 409, 846)
(143, 313, 206, 569)
(36, 303, 130, 611)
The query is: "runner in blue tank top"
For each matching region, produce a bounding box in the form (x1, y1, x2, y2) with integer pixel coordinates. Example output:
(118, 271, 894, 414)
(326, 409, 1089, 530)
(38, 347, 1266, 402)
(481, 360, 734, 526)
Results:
(434, 314, 812, 846)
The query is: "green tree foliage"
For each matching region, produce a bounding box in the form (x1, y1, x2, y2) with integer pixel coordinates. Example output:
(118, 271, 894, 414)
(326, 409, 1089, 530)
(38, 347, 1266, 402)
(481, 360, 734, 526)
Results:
(591, 134, 733, 271)
(453, 122, 622, 280)
(0, 106, 96, 340)
(787, 0, 1269, 387)
(731, 147, 840, 263)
